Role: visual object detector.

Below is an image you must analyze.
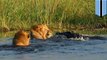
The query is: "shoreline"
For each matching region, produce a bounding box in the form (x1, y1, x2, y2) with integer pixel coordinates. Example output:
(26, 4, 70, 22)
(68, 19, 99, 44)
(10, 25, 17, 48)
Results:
(0, 28, 107, 38)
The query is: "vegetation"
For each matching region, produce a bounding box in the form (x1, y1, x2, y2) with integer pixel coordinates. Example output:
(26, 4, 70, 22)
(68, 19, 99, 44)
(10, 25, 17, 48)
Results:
(0, 0, 107, 37)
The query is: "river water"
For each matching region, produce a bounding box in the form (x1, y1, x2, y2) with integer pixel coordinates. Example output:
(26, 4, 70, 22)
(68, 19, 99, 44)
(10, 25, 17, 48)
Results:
(0, 35, 107, 60)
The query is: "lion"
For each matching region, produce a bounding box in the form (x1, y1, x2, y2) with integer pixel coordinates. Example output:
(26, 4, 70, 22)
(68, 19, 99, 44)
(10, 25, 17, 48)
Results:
(12, 30, 30, 47)
(30, 24, 53, 40)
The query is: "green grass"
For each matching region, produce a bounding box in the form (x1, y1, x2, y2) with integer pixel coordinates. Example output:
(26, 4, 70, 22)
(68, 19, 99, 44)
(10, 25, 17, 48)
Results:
(0, 0, 107, 37)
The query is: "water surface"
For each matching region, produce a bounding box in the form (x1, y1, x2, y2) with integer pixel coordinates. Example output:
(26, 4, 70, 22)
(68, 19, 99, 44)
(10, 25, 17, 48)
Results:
(0, 35, 107, 60)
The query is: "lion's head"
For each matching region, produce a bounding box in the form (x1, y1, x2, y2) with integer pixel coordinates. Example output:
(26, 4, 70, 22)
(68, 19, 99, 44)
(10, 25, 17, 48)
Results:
(12, 30, 30, 47)
(31, 24, 53, 40)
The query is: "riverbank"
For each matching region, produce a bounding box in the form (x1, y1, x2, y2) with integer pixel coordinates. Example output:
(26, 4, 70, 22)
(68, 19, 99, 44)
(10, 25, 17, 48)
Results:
(0, 0, 107, 37)
(0, 27, 107, 38)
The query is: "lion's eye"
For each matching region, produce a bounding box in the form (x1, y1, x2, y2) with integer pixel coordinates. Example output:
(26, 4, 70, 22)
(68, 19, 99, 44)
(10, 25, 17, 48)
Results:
(47, 33, 49, 36)
(28, 35, 30, 38)
(46, 31, 49, 35)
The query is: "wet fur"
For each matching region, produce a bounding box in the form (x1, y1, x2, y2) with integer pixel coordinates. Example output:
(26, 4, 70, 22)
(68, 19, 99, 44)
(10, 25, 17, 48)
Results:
(12, 30, 30, 47)
(31, 24, 52, 40)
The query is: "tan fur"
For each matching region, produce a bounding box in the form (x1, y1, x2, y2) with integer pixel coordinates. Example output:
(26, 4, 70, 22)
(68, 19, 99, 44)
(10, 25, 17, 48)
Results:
(13, 30, 30, 47)
(31, 24, 53, 40)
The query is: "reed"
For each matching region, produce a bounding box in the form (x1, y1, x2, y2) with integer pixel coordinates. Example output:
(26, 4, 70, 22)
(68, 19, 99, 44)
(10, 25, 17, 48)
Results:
(0, 0, 107, 37)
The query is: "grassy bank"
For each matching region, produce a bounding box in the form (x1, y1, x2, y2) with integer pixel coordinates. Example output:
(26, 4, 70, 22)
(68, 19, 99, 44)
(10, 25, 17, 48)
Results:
(0, 0, 107, 37)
